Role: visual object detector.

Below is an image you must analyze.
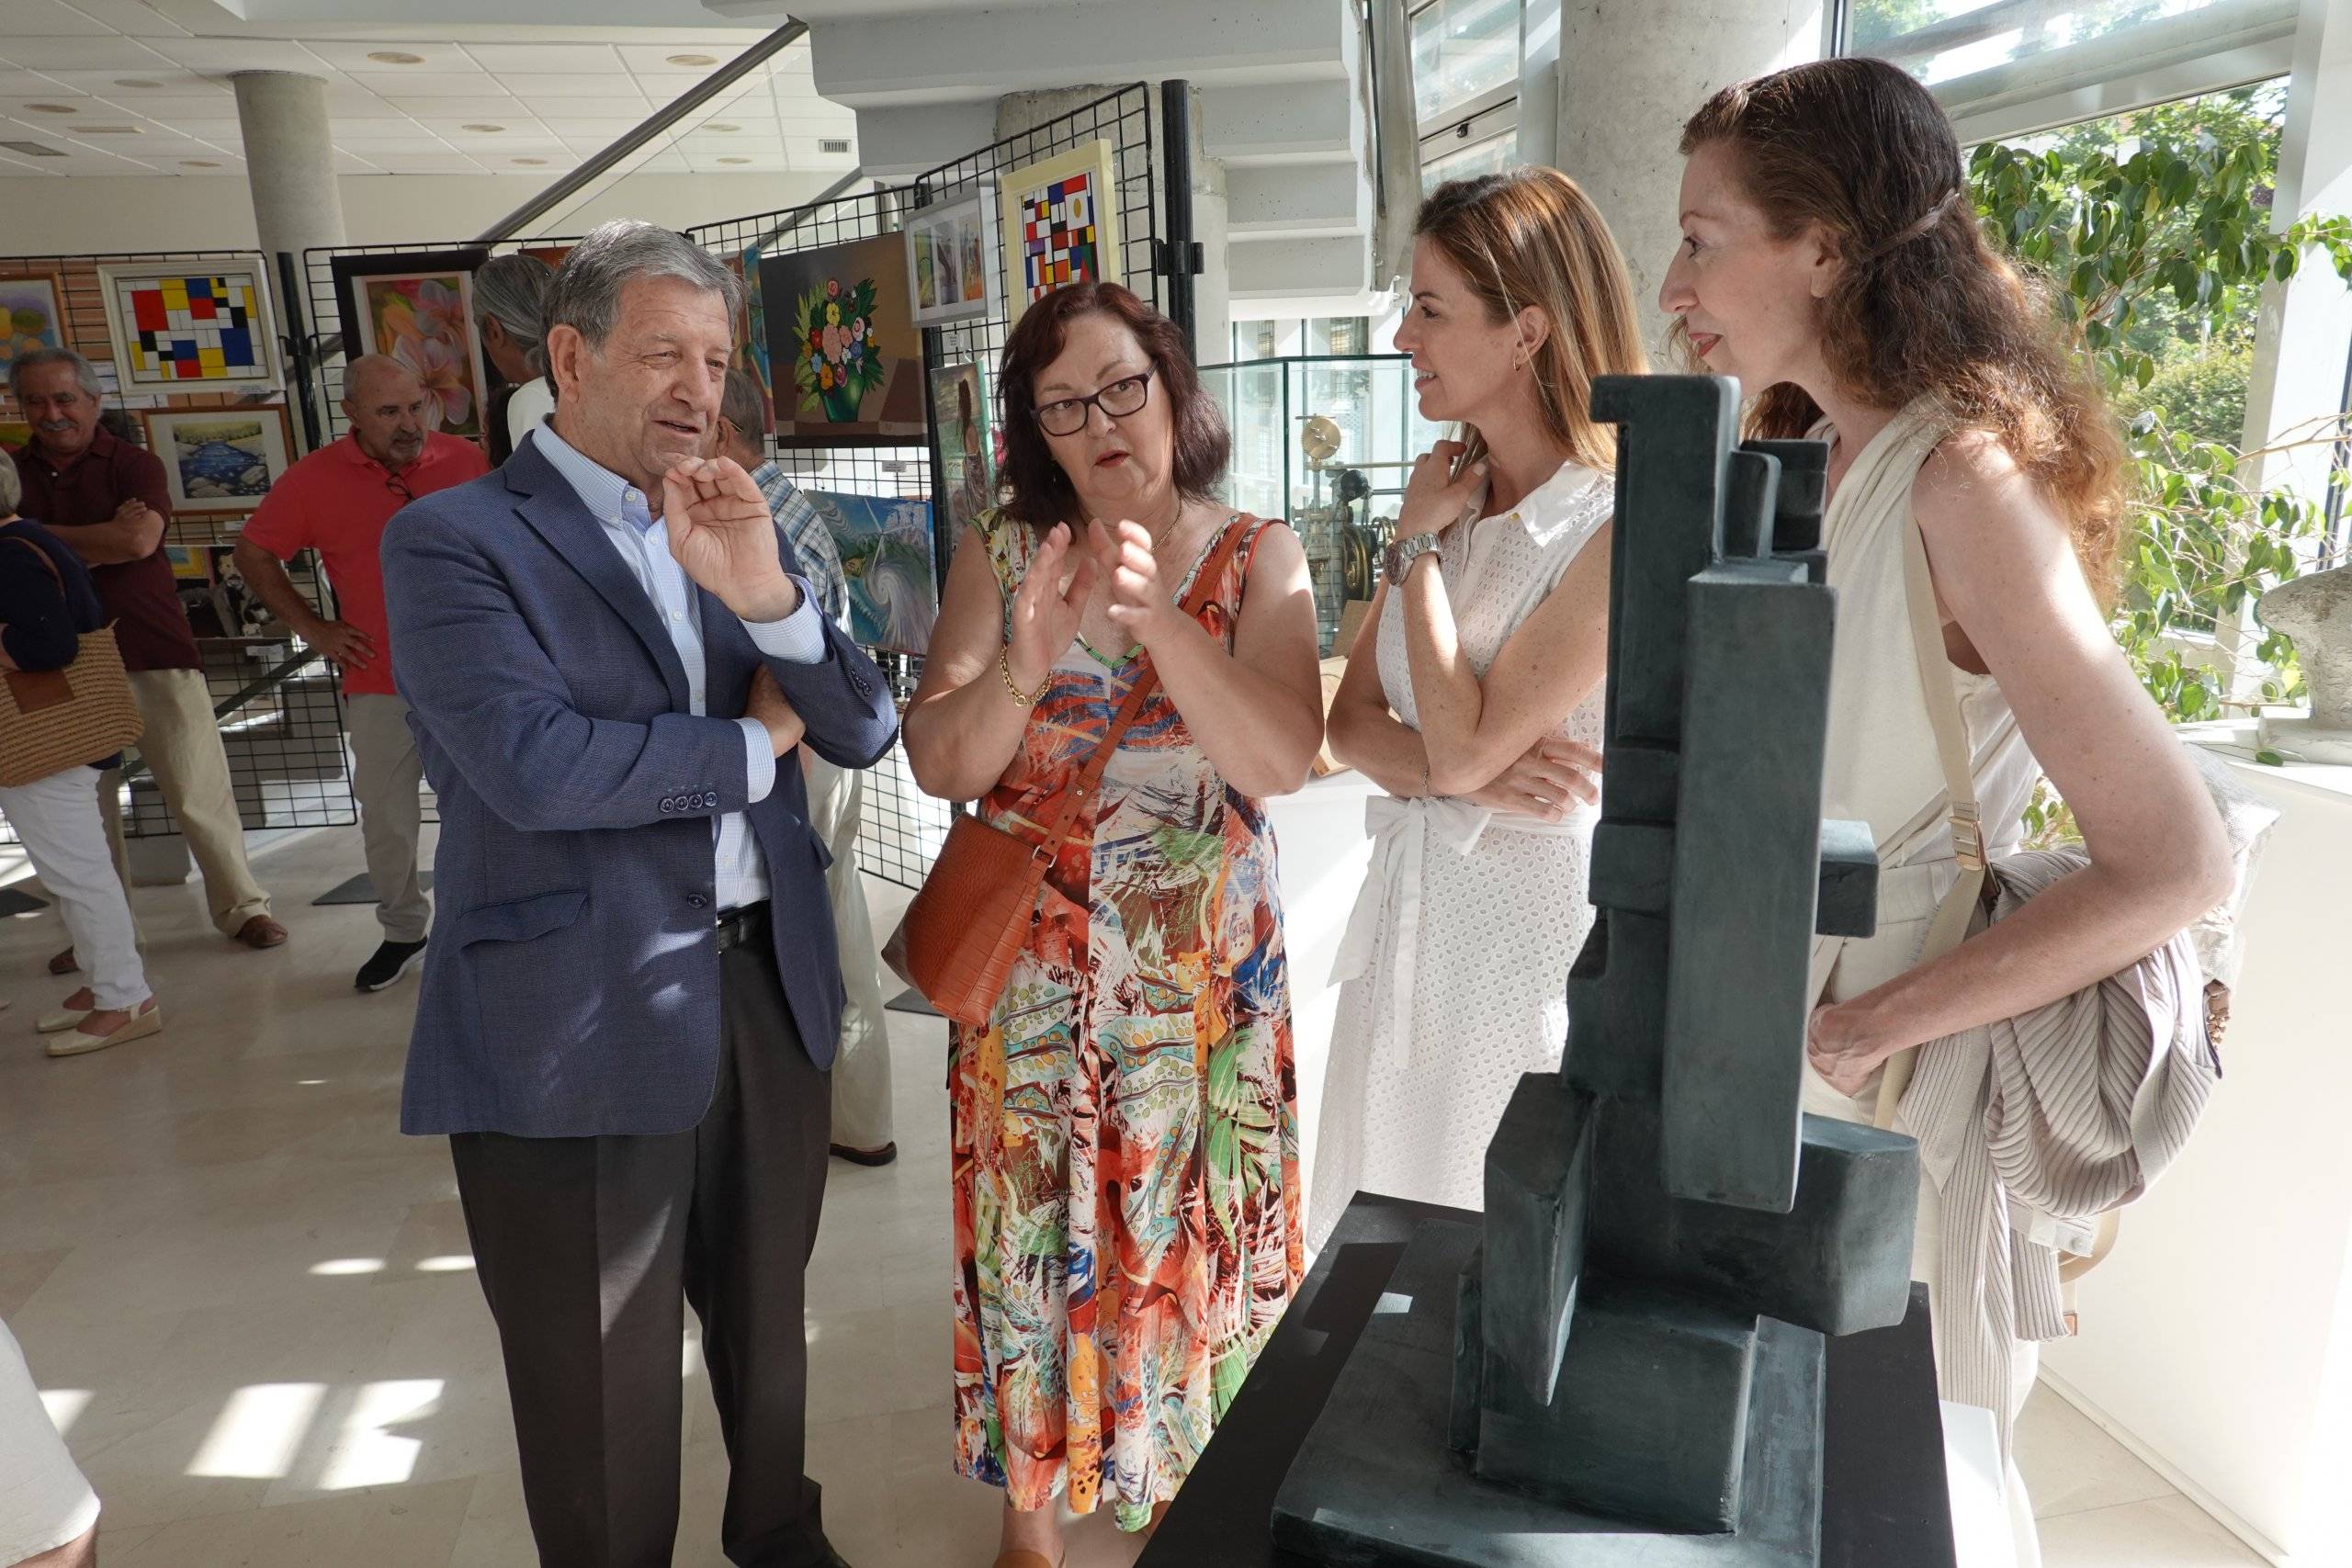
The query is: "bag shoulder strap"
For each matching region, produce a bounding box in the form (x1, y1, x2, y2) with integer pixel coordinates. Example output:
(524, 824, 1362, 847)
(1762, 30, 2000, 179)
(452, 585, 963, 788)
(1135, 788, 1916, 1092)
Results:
(6, 533, 66, 591)
(1030, 515, 1252, 852)
(1873, 514, 1993, 1125)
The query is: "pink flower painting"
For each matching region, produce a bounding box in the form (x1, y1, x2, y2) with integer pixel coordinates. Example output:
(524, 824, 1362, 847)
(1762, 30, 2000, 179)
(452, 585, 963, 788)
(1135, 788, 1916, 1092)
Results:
(363, 273, 485, 437)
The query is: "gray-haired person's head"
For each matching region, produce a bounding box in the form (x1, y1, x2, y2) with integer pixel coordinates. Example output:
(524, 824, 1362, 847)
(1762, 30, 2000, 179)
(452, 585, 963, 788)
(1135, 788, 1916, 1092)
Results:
(542, 220, 748, 498)
(6, 345, 103, 407)
(719, 368, 770, 457)
(472, 253, 556, 381)
(544, 220, 741, 355)
(0, 446, 21, 517)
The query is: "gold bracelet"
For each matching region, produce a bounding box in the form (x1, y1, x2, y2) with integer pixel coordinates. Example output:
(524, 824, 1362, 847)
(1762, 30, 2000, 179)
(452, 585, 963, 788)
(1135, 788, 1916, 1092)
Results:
(1000, 649, 1041, 708)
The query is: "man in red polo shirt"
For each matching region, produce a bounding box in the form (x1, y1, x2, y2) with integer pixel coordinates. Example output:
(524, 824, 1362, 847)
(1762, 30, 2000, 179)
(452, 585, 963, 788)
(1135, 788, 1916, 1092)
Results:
(234, 355, 490, 993)
(9, 347, 285, 963)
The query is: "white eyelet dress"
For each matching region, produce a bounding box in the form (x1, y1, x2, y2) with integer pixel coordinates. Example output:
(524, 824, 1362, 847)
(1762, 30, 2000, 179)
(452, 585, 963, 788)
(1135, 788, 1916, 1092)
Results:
(1308, 461, 1613, 1251)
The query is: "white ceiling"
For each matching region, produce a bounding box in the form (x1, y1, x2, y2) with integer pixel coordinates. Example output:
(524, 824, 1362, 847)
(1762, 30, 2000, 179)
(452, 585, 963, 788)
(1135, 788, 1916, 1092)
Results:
(0, 0, 860, 178)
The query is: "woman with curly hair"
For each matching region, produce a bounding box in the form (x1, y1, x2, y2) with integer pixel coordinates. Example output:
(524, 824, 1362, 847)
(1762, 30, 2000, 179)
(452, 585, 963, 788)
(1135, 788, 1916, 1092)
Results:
(1662, 56, 2233, 1562)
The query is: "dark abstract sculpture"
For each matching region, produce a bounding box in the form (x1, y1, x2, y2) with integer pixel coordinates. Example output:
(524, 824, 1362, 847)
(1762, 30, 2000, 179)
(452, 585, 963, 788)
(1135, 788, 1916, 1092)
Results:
(1272, 376, 1921, 1566)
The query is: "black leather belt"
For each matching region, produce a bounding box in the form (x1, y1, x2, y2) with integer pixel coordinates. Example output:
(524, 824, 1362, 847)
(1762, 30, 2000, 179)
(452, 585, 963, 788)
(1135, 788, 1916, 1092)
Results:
(714, 900, 771, 954)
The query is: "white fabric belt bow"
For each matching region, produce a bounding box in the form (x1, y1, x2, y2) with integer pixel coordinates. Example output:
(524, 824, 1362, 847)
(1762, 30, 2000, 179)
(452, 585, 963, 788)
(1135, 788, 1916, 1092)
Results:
(1329, 793, 1586, 1071)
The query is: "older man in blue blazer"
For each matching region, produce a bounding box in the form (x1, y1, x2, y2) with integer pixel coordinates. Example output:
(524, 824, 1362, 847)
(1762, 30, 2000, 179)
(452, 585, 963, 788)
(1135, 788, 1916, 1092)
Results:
(382, 220, 896, 1568)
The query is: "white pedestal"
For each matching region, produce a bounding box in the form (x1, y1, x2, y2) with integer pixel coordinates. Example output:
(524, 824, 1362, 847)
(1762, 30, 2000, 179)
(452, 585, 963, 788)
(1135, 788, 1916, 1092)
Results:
(2039, 732, 2352, 1566)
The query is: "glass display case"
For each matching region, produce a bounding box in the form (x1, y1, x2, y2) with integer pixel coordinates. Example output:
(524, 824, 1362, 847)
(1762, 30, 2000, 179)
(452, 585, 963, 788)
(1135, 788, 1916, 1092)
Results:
(1200, 353, 1449, 656)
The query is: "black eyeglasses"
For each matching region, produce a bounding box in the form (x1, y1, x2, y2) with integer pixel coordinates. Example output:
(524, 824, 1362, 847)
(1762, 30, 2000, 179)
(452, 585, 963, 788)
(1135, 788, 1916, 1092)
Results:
(383, 472, 413, 504)
(1034, 367, 1154, 438)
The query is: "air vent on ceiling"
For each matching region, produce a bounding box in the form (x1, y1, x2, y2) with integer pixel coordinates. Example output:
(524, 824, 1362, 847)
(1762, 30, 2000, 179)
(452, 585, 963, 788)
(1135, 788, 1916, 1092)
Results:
(0, 141, 67, 157)
(820, 138, 852, 154)
(74, 125, 146, 135)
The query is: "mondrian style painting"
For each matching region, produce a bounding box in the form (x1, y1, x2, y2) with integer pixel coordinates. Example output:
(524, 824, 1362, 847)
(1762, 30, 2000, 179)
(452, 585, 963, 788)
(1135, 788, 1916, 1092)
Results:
(999, 141, 1123, 326)
(97, 258, 281, 391)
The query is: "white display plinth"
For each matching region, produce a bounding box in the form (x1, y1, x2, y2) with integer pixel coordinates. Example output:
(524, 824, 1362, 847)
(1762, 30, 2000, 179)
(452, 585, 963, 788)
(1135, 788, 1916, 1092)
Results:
(1265, 768, 1383, 1200)
(2040, 731, 2352, 1566)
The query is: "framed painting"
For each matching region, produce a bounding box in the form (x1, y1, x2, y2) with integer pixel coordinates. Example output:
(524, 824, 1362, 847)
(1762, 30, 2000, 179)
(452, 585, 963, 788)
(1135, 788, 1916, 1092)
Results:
(731, 243, 774, 423)
(1000, 141, 1123, 325)
(96, 257, 282, 391)
(906, 184, 1001, 327)
(139, 404, 296, 514)
(329, 249, 492, 440)
(164, 545, 212, 581)
(804, 490, 937, 655)
(759, 234, 927, 448)
(927, 359, 997, 547)
(0, 272, 66, 378)
(0, 419, 31, 453)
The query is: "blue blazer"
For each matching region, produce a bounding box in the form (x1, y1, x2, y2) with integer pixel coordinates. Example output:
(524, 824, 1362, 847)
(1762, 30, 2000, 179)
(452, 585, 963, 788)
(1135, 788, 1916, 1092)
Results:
(381, 437, 899, 1138)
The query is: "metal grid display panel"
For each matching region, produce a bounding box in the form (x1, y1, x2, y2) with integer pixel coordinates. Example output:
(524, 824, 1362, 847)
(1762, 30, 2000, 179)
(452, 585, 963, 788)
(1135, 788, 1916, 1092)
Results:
(0, 247, 349, 845)
(683, 84, 1165, 888)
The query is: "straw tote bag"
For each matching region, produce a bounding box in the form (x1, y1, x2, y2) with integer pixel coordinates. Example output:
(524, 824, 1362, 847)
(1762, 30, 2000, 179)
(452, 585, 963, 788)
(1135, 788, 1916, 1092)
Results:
(886, 517, 1250, 1027)
(1, 536, 144, 787)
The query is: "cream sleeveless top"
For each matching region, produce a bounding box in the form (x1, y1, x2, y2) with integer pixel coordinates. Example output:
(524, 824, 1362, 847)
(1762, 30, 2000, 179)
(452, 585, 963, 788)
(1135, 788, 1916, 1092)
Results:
(1808, 398, 2041, 1014)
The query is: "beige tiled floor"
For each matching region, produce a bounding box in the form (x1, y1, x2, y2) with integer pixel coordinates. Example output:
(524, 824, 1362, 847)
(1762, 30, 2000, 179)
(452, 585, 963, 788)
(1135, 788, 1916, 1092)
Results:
(0, 825, 2261, 1567)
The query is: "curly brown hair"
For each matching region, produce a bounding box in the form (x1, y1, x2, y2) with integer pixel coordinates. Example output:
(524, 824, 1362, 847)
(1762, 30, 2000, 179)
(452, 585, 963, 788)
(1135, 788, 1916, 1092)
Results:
(996, 281, 1230, 535)
(1679, 57, 2127, 597)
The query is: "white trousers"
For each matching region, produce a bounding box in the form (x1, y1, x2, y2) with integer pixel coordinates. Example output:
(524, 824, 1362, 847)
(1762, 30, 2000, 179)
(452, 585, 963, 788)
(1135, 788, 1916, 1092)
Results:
(0, 764, 150, 1010)
(344, 694, 430, 943)
(804, 753, 893, 1149)
(0, 1318, 98, 1563)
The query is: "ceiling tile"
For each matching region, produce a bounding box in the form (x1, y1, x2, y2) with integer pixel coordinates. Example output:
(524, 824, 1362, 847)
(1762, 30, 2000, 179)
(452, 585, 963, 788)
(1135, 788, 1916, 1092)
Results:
(144, 39, 336, 73)
(57, 0, 191, 36)
(0, 36, 175, 70)
(159, 118, 242, 141)
(334, 133, 448, 153)
(83, 93, 227, 119)
(615, 44, 736, 76)
(625, 150, 692, 174)
(539, 116, 645, 138)
(346, 70, 494, 97)
(299, 40, 479, 73)
(383, 95, 525, 118)
(40, 67, 226, 95)
(457, 42, 626, 74)
(496, 73, 640, 99)
(413, 115, 548, 137)
(369, 152, 485, 175)
(0, 68, 67, 94)
(331, 149, 383, 173)
(0, 0, 110, 39)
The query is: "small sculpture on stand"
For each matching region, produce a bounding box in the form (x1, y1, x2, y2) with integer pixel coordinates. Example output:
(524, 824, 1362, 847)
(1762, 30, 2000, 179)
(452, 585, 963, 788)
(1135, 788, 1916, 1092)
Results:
(1271, 376, 1923, 1567)
(2256, 564, 2352, 764)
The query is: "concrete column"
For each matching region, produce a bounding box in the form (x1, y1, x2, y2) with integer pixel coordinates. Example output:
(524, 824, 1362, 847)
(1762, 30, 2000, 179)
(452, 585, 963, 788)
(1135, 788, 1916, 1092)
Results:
(1555, 1, 1827, 352)
(231, 71, 348, 261)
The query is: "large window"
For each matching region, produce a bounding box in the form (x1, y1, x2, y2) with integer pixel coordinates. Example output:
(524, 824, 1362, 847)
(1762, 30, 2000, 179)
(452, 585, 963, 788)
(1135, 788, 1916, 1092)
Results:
(1410, 0, 1521, 192)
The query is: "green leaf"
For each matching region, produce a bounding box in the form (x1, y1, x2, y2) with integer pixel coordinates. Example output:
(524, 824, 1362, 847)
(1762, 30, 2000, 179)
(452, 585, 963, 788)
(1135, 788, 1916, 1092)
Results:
(2256, 750, 2287, 766)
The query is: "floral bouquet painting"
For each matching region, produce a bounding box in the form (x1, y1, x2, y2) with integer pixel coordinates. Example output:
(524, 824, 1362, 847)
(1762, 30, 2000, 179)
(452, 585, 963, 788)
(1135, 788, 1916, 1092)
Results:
(792, 274, 882, 425)
(758, 234, 926, 448)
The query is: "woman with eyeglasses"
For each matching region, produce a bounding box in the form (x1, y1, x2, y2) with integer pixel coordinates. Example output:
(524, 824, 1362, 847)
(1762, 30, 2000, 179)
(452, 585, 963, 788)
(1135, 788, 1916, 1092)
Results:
(903, 280, 1323, 1567)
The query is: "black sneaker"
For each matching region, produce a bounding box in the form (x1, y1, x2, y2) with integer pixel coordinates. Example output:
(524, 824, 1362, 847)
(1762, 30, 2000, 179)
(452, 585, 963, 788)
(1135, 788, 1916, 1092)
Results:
(356, 937, 428, 993)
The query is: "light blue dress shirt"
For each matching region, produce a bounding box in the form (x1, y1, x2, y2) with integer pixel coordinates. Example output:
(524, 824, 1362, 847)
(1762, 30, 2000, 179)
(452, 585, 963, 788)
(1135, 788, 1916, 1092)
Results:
(532, 422, 827, 912)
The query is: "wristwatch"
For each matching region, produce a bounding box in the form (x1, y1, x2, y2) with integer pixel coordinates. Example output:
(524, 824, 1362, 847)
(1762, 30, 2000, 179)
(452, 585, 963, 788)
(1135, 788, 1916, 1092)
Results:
(1385, 531, 1442, 588)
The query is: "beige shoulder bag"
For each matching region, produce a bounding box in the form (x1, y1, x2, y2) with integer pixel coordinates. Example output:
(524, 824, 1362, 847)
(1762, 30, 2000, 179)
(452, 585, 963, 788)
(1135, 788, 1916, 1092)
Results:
(0, 536, 144, 788)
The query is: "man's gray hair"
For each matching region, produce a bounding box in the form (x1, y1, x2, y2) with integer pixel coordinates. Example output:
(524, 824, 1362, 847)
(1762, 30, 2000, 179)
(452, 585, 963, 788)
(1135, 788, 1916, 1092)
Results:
(472, 253, 557, 375)
(6, 345, 102, 405)
(719, 368, 770, 447)
(0, 446, 20, 517)
(544, 220, 741, 354)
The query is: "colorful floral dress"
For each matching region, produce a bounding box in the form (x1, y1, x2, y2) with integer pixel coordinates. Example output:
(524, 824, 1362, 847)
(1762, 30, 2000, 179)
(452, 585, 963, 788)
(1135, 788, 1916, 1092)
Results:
(950, 509, 1304, 1531)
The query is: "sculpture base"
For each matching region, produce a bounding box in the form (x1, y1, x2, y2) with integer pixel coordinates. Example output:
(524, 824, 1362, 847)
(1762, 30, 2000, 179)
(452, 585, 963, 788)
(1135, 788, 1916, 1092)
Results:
(1272, 1218, 1825, 1567)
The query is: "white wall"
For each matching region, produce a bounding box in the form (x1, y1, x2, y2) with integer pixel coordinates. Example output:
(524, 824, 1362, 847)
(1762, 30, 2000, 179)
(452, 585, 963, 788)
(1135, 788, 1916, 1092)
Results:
(3, 169, 844, 256)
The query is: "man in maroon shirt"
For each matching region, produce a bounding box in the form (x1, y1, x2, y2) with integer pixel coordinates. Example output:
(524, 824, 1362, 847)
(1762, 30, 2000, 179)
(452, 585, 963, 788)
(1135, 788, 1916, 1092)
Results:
(8, 348, 286, 962)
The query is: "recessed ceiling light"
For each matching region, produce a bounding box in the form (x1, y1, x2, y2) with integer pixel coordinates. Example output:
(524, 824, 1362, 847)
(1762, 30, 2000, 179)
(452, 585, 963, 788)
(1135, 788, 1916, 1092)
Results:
(113, 79, 165, 90)
(182, 159, 220, 168)
(707, 122, 740, 132)
(513, 156, 548, 166)
(462, 123, 505, 133)
(26, 104, 78, 116)
(717, 155, 752, 164)
(368, 51, 426, 65)
(665, 52, 718, 67)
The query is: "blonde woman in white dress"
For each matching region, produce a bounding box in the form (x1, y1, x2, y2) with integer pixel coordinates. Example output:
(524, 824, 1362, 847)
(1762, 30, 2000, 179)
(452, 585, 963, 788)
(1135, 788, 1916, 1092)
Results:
(1309, 169, 1647, 1247)
(1664, 58, 2234, 1565)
